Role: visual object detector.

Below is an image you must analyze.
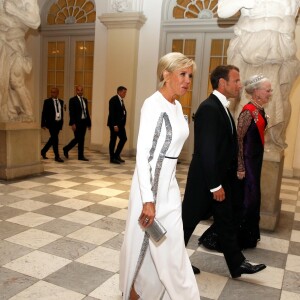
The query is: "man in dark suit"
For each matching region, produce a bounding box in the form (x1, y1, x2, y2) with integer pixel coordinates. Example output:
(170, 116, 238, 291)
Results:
(107, 86, 127, 164)
(182, 65, 266, 278)
(41, 87, 64, 162)
(63, 85, 91, 161)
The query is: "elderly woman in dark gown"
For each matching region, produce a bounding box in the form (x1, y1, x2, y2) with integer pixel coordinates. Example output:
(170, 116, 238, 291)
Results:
(236, 75, 271, 248)
(199, 74, 272, 251)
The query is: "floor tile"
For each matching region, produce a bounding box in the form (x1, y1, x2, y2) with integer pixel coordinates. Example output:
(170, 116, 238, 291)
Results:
(44, 262, 114, 295)
(0, 240, 32, 266)
(0, 267, 38, 300)
(4, 250, 71, 279)
(6, 212, 54, 227)
(8, 190, 45, 199)
(55, 199, 94, 210)
(9, 280, 85, 300)
(76, 246, 120, 272)
(51, 189, 87, 198)
(40, 237, 97, 260)
(8, 199, 50, 211)
(0, 221, 27, 239)
(91, 188, 124, 197)
(89, 274, 122, 300)
(36, 219, 84, 236)
(5, 228, 61, 249)
(286, 254, 300, 272)
(60, 211, 104, 225)
(100, 197, 128, 209)
(67, 226, 118, 245)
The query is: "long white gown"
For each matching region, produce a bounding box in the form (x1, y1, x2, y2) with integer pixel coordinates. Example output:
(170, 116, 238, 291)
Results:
(119, 91, 200, 300)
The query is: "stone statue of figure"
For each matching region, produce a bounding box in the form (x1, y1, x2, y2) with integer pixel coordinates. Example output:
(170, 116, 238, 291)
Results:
(0, 0, 40, 122)
(218, 0, 300, 151)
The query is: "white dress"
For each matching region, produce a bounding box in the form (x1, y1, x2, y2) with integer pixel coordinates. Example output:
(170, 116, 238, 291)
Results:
(119, 91, 200, 300)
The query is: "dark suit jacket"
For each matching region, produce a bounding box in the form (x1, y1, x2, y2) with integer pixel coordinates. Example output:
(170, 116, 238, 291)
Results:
(41, 98, 64, 130)
(69, 96, 91, 127)
(107, 95, 127, 127)
(184, 93, 238, 214)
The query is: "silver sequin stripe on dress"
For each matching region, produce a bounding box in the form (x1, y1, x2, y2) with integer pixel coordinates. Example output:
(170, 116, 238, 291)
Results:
(128, 112, 172, 299)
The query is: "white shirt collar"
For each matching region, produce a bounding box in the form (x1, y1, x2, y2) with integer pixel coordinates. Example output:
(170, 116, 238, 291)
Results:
(213, 90, 230, 108)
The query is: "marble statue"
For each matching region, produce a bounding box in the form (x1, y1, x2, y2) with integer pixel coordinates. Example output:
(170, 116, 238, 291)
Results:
(0, 0, 40, 122)
(218, 0, 300, 151)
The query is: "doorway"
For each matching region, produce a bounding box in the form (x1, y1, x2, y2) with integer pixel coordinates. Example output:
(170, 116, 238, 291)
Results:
(41, 36, 94, 147)
(165, 32, 233, 161)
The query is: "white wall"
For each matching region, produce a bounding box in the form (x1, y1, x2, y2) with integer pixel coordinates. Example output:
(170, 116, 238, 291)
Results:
(90, 1, 109, 149)
(132, 1, 164, 147)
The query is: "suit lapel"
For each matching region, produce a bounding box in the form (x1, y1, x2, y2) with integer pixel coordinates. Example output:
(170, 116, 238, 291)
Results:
(211, 94, 234, 137)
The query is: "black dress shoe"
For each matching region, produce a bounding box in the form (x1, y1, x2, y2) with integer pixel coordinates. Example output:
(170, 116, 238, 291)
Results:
(63, 148, 69, 159)
(110, 158, 121, 164)
(41, 152, 48, 159)
(117, 156, 125, 163)
(78, 157, 89, 161)
(55, 157, 64, 163)
(192, 265, 200, 274)
(231, 260, 266, 278)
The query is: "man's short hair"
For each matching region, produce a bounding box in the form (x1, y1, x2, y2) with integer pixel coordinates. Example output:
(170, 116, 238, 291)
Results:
(210, 65, 239, 90)
(117, 86, 127, 93)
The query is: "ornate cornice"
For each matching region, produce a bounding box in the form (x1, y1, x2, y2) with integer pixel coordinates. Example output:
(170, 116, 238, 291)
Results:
(99, 12, 146, 29)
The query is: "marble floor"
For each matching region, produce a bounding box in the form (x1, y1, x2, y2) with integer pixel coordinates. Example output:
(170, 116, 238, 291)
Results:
(0, 149, 300, 300)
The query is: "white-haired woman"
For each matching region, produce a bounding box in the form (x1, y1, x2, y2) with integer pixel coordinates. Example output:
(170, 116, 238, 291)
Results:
(119, 52, 200, 300)
(237, 74, 272, 249)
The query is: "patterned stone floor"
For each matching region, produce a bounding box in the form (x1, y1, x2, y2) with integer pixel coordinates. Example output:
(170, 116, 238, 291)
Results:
(0, 149, 299, 300)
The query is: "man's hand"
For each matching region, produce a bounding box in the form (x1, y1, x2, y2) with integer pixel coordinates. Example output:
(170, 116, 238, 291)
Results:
(71, 124, 76, 132)
(212, 187, 225, 202)
(114, 126, 119, 132)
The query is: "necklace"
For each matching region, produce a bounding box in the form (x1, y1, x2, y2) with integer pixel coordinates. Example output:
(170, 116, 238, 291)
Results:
(251, 99, 263, 110)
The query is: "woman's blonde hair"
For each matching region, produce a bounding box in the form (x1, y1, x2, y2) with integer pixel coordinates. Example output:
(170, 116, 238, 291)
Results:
(157, 52, 196, 89)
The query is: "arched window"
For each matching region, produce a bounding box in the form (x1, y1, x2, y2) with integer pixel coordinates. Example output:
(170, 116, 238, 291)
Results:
(47, 0, 96, 24)
(173, 0, 218, 19)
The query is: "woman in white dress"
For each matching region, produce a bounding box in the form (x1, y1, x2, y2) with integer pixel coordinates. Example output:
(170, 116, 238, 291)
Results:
(119, 52, 200, 300)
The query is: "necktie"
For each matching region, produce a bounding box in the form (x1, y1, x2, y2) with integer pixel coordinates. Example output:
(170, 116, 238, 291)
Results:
(55, 99, 59, 112)
(54, 99, 60, 120)
(80, 97, 87, 118)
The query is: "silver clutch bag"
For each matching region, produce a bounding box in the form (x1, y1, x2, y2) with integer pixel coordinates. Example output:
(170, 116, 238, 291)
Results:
(145, 218, 167, 242)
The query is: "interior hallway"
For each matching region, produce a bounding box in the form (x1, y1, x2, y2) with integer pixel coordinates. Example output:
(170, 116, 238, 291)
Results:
(0, 149, 299, 300)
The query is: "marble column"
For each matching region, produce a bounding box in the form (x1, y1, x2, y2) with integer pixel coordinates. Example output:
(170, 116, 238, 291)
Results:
(99, 12, 146, 156)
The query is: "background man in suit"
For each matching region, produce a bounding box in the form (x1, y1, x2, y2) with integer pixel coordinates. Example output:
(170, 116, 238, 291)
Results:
(182, 65, 266, 278)
(107, 86, 127, 164)
(63, 85, 91, 161)
(41, 87, 64, 162)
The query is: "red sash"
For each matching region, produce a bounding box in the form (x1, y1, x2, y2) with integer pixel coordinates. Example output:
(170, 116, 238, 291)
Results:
(242, 103, 266, 145)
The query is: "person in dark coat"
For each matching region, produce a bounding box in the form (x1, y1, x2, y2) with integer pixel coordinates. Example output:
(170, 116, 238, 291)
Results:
(41, 87, 64, 162)
(182, 65, 266, 278)
(107, 86, 127, 164)
(63, 85, 91, 161)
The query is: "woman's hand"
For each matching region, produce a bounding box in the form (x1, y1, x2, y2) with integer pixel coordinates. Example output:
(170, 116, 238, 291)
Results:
(237, 171, 245, 180)
(139, 202, 155, 228)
